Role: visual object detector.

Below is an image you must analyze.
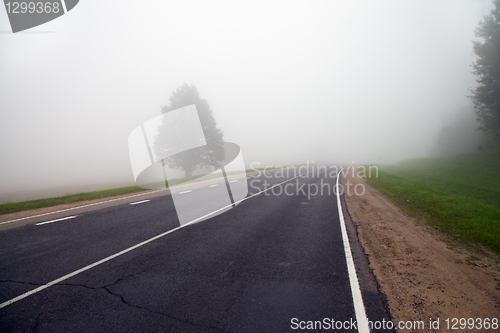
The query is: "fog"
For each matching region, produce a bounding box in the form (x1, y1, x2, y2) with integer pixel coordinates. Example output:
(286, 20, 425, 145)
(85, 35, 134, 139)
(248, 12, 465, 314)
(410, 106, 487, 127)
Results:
(0, 0, 494, 201)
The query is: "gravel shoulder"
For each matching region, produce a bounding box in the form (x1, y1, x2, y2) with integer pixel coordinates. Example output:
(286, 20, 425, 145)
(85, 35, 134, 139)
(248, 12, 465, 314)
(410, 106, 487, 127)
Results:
(342, 171, 500, 331)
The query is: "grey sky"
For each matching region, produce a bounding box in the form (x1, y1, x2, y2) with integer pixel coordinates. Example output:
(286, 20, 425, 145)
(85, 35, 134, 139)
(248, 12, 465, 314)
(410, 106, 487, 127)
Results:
(0, 0, 494, 197)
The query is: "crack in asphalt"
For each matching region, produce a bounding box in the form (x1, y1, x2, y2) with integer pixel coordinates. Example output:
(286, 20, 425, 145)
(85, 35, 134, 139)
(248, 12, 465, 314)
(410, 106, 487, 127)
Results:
(62, 280, 229, 332)
(101, 285, 229, 332)
(31, 313, 40, 333)
(1, 276, 229, 333)
(0, 279, 44, 286)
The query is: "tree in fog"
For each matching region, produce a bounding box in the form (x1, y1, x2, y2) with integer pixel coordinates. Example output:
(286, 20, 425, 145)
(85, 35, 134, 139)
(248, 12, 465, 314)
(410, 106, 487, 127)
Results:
(469, 0, 500, 142)
(428, 115, 483, 156)
(155, 84, 225, 177)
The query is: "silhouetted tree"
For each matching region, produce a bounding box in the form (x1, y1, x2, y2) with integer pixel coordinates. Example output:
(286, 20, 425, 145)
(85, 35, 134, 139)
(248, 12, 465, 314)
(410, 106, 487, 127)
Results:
(156, 84, 224, 177)
(469, 0, 500, 142)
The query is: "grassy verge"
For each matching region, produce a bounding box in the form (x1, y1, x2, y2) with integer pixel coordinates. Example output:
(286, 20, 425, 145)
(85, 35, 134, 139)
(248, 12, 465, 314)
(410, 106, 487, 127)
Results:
(0, 168, 264, 216)
(0, 186, 149, 216)
(365, 149, 500, 254)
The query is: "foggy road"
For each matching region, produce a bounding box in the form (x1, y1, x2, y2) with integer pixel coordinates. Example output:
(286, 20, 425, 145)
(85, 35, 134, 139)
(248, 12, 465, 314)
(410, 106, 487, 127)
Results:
(0, 168, 391, 332)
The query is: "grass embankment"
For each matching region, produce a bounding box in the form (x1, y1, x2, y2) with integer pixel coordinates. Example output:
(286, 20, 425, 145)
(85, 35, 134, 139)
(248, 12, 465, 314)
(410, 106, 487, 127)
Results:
(0, 186, 148, 216)
(366, 149, 500, 254)
(0, 168, 261, 216)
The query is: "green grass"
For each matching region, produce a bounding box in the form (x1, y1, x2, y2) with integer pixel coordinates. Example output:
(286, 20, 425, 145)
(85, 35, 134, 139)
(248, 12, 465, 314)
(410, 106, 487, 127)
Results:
(0, 168, 263, 216)
(365, 149, 500, 254)
(0, 186, 149, 216)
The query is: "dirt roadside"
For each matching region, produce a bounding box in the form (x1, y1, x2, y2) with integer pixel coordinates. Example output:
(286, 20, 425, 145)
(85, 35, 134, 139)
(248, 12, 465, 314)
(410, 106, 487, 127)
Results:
(342, 170, 500, 332)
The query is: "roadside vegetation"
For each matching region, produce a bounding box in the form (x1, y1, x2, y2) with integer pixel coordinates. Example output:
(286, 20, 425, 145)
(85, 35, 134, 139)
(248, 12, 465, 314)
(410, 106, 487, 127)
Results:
(366, 149, 500, 254)
(0, 168, 263, 216)
(0, 185, 148, 215)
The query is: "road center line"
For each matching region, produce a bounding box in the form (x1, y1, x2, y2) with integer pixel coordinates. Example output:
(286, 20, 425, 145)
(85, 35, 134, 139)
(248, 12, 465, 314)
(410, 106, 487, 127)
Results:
(129, 200, 150, 205)
(0, 172, 306, 309)
(36, 216, 77, 226)
(0, 189, 166, 226)
(336, 169, 369, 333)
(0, 175, 251, 226)
(179, 190, 192, 194)
(208, 184, 219, 187)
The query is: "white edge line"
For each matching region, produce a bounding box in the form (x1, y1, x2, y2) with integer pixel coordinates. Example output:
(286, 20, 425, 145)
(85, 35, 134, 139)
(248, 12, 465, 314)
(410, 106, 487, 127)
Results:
(129, 200, 150, 205)
(35, 215, 77, 226)
(336, 168, 370, 333)
(0, 172, 306, 309)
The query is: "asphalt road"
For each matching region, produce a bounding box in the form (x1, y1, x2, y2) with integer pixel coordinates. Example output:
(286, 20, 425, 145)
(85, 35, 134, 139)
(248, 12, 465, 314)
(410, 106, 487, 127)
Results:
(0, 167, 392, 332)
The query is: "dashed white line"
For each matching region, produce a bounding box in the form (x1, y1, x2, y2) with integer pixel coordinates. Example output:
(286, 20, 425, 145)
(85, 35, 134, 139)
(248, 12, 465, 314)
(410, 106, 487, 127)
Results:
(0, 174, 254, 226)
(36, 216, 77, 226)
(179, 190, 192, 194)
(230, 180, 237, 182)
(0, 189, 166, 226)
(208, 184, 219, 188)
(129, 200, 150, 205)
(0, 172, 306, 309)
